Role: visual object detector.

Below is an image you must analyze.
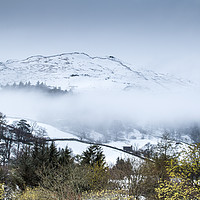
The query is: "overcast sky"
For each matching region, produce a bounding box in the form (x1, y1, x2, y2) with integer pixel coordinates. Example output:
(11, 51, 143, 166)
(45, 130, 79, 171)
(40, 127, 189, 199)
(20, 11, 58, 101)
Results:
(0, 0, 200, 81)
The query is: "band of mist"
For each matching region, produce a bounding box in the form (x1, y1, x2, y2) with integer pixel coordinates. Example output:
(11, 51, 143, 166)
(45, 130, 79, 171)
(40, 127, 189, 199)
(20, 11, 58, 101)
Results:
(0, 88, 199, 127)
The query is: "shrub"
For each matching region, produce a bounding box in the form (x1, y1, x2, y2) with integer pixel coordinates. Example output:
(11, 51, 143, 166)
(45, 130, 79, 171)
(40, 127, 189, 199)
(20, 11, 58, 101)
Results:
(0, 183, 4, 199)
(155, 143, 200, 199)
(15, 187, 58, 200)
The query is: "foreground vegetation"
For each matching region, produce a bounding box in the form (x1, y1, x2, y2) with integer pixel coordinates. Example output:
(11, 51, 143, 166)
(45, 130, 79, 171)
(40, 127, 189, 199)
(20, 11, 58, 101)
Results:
(0, 113, 200, 199)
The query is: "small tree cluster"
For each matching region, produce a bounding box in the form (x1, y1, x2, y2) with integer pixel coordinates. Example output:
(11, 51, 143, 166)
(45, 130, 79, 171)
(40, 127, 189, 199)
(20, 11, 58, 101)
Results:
(1, 81, 69, 96)
(0, 114, 46, 167)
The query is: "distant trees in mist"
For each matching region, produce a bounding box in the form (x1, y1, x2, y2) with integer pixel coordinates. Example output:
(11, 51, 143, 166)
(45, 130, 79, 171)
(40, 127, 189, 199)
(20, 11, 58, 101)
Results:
(0, 81, 70, 96)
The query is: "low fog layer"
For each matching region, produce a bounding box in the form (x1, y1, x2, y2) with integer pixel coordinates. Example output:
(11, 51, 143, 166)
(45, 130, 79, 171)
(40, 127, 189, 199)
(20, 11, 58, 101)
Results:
(0, 89, 200, 127)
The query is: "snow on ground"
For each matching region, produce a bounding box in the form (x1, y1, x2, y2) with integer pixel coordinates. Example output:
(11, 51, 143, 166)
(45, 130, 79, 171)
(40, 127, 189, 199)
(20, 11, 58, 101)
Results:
(39, 122, 161, 164)
(7, 117, 159, 164)
(7, 117, 190, 164)
(38, 122, 145, 164)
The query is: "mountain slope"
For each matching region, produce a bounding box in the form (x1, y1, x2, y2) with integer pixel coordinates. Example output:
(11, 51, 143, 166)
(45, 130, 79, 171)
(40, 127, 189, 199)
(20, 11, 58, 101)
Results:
(0, 52, 193, 92)
(1, 53, 198, 144)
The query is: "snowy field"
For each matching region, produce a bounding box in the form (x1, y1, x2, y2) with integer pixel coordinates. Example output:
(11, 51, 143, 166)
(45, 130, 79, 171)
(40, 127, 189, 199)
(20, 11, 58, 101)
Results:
(7, 117, 159, 164)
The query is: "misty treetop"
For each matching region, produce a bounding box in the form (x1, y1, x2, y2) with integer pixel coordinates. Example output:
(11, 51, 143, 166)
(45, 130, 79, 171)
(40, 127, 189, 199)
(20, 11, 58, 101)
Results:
(0, 81, 70, 96)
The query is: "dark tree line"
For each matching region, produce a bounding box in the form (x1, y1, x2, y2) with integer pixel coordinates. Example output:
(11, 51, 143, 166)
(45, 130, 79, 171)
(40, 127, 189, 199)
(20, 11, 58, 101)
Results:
(12, 141, 73, 190)
(1, 81, 70, 96)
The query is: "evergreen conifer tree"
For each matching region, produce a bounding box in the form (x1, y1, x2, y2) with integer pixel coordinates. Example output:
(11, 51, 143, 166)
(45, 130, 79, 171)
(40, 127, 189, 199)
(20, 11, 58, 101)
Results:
(59, 146, 72, 166)
(81, 145, 105, 167)
(48, 142, 59, 168)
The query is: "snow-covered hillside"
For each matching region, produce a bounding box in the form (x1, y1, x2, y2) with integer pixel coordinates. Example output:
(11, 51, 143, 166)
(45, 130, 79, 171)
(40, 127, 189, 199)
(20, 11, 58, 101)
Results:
(0, 52, 193, 92)
(7, 118, 159, 164)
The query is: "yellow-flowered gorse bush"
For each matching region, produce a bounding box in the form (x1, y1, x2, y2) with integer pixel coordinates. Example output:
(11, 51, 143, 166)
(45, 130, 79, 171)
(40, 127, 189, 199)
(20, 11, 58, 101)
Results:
(155, 143, 200, 199)
(0, 183, 4, 199)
